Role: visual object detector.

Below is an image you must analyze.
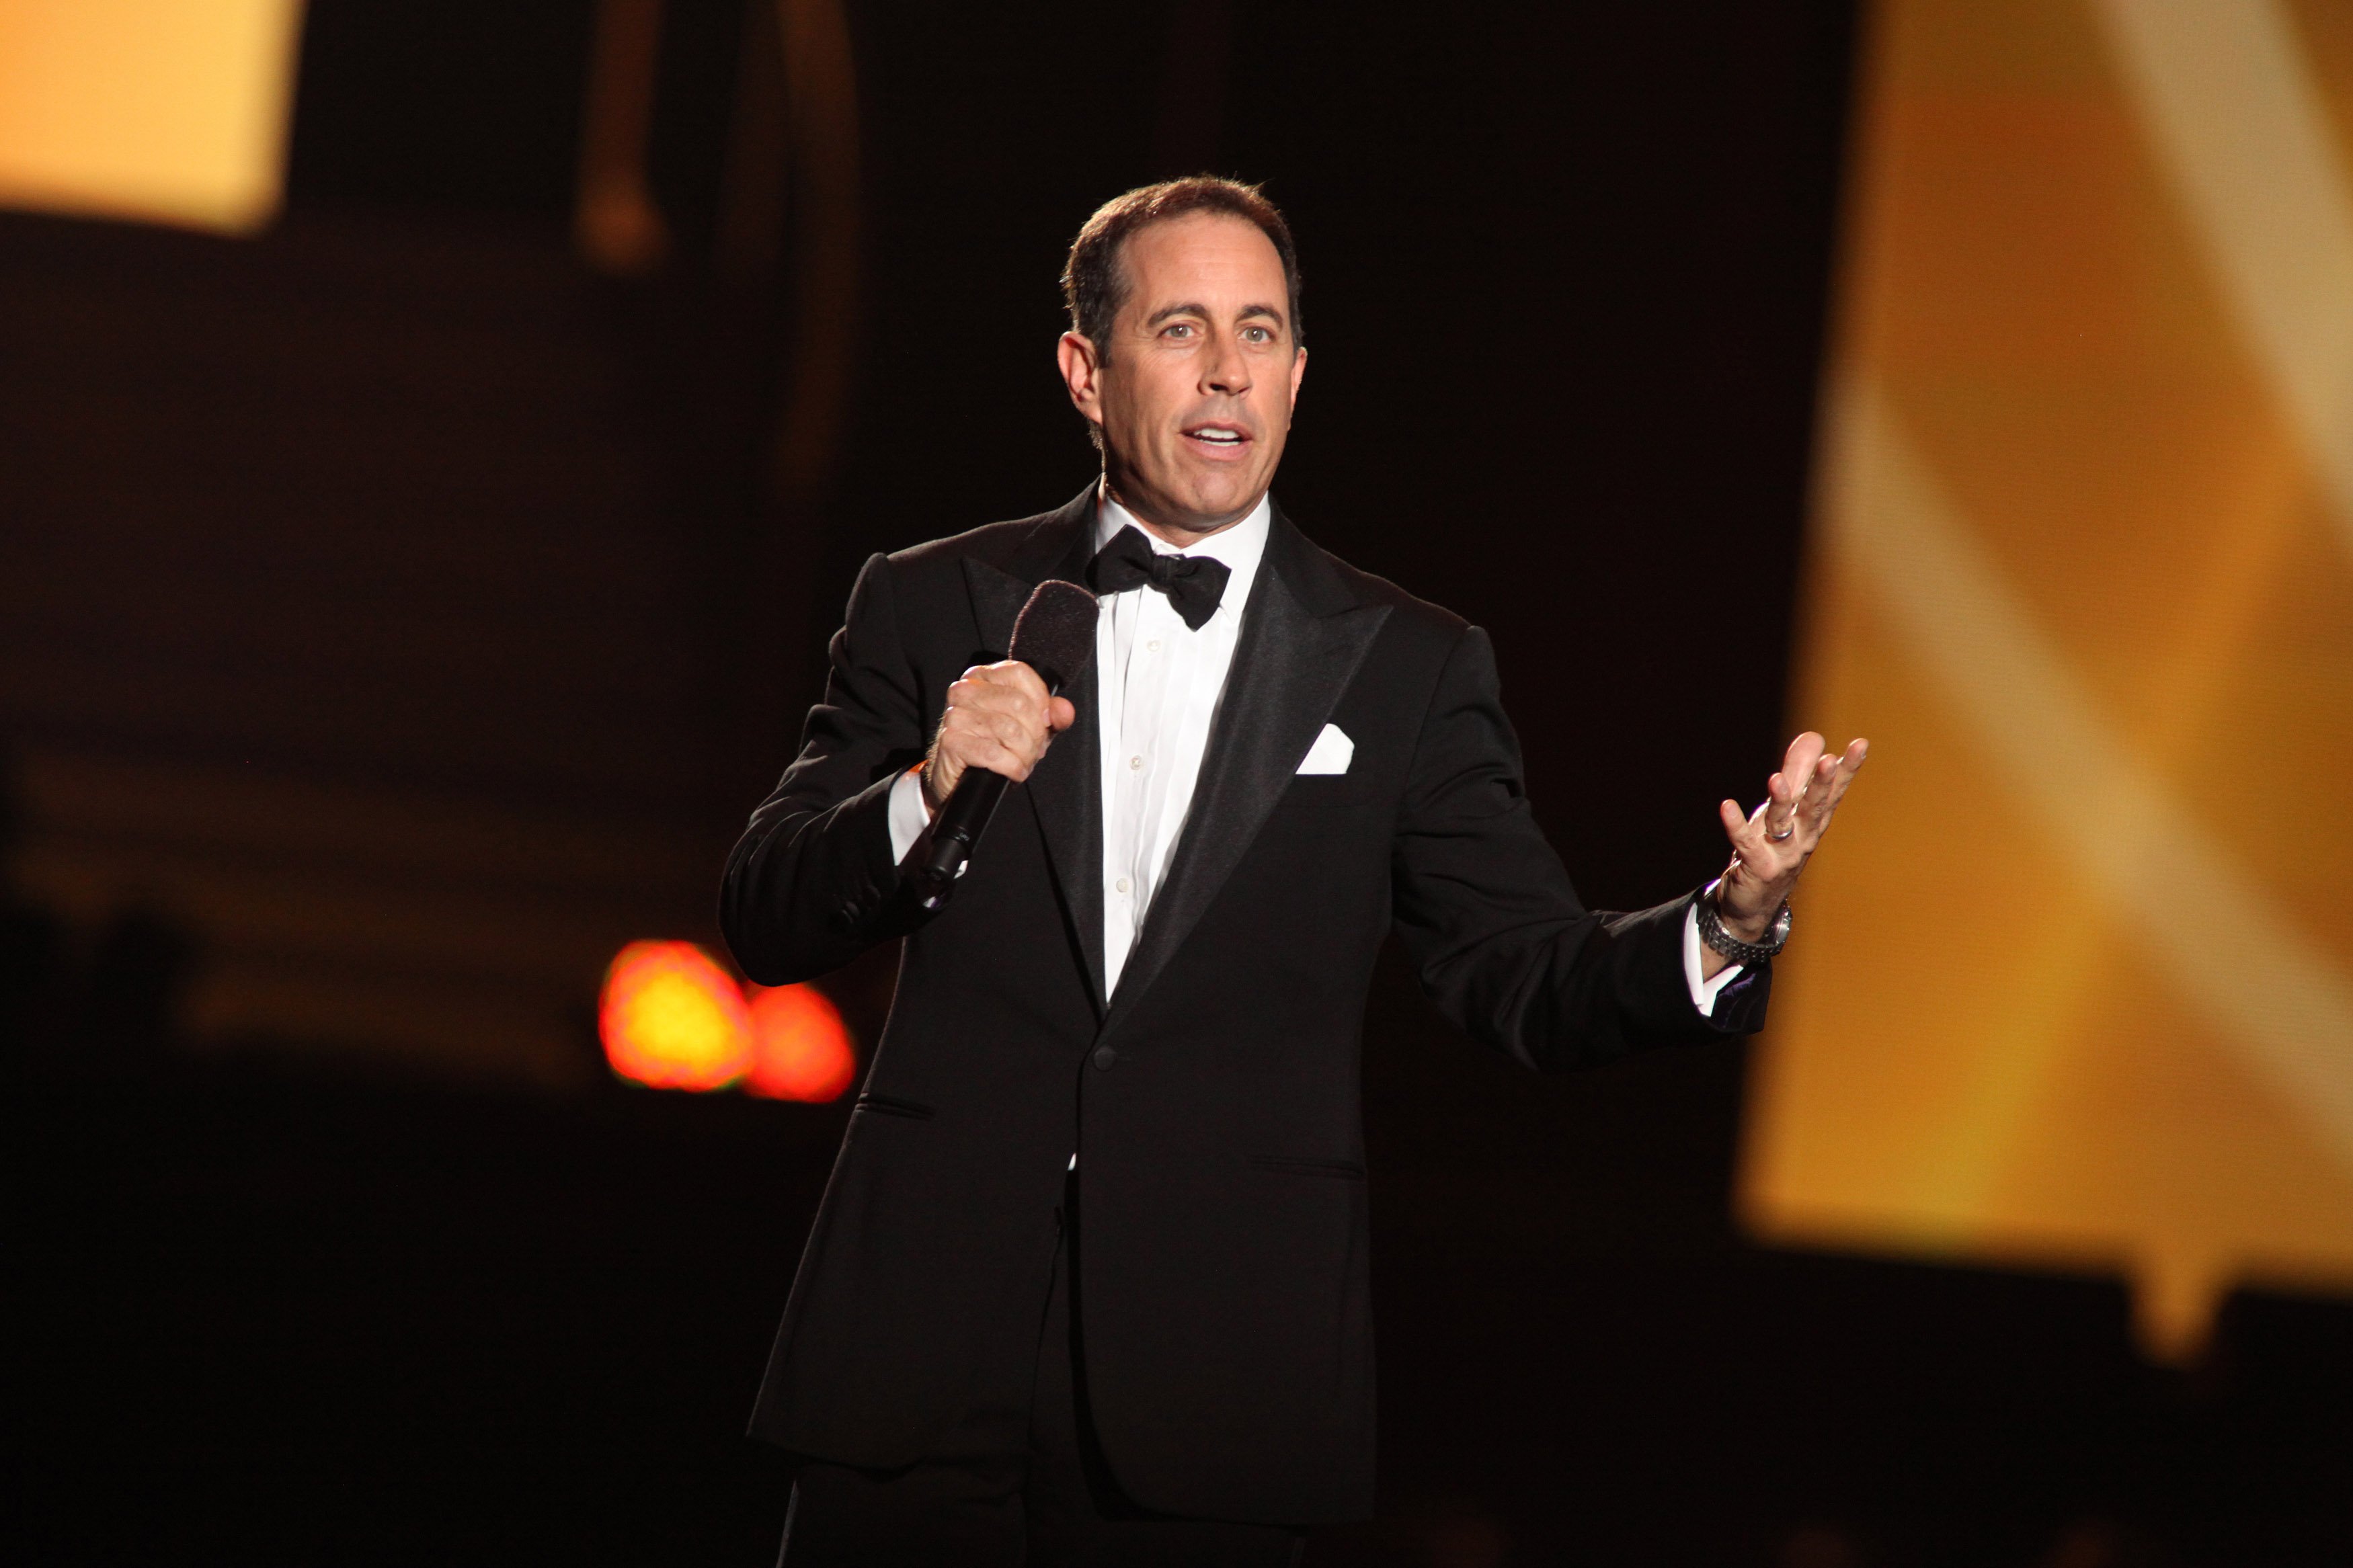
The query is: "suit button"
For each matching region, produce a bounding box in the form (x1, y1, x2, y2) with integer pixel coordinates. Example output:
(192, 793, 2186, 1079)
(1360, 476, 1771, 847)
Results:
(1091, 1046, 1117, 1071)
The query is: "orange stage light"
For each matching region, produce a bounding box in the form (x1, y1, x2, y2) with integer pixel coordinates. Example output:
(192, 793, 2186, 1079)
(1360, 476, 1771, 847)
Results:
(744, 983, 858, 1103)
(0, 0, 308, 234)
(599, 940, 753, 1091)
(1741, 0, 2353, 1361)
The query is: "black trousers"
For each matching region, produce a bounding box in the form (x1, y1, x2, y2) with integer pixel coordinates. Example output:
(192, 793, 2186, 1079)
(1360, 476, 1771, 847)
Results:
(777, 1188, 1306, 1567)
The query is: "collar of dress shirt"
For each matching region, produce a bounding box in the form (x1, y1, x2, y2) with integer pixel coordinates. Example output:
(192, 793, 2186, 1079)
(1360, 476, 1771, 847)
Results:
(1093, 487, 1272, 626)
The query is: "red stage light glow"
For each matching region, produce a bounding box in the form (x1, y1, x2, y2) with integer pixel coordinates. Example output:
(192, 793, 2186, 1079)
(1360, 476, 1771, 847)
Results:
(744, 983, 857, 1103)
(598, 940, 753, 1090)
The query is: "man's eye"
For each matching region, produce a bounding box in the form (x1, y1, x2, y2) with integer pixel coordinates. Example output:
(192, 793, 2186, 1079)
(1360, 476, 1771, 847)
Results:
(1243, 327, 1269, 343)
(1165, 323, 1193, 338)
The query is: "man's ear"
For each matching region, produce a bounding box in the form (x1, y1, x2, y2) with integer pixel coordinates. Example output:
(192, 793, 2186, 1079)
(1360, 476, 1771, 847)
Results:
(1058, 332, 1103, 422)
(1287, 345, 1306, 411)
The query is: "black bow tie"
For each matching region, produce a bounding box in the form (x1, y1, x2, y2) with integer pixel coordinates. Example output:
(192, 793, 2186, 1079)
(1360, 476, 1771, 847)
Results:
(1084, 524, 1232, 631)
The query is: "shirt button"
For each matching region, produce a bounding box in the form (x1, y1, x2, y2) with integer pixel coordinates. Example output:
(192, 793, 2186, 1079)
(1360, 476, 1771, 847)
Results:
(1129, 755, 1145, 771)
(1114, 876, 1130, 895)
(1092, 1046, 1117, 1071)
(1146, 639, 1162, 654)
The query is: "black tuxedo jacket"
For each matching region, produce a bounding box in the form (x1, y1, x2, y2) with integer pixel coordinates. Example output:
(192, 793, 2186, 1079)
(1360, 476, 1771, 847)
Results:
(720, 485, 1769, 1524)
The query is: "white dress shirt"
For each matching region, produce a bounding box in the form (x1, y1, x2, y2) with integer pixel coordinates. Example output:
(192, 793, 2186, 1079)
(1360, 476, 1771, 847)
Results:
(886, 489, 1745, 1014)
(1085, 491, 1269, 994)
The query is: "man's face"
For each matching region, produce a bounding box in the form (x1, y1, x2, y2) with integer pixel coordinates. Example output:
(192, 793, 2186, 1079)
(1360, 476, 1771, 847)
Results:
(1059, 212, 1306, 539)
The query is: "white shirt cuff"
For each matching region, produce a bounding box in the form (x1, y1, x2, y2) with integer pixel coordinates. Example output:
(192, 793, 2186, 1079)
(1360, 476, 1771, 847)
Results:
(887, 766, 932, 864)
(1681, 901, 1745, 1017)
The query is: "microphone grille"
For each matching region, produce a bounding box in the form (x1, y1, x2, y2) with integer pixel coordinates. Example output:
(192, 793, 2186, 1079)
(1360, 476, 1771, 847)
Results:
(1008, 579, 1101, 692)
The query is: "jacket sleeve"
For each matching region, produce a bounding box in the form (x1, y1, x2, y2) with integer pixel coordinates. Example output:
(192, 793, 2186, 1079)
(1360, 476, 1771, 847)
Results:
(1388, 624, 1769, 1072)
(720, 552, 937, 985)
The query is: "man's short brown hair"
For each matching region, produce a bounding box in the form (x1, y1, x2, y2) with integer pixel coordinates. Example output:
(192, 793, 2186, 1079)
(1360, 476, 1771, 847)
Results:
(1060, 177, 1304, 361)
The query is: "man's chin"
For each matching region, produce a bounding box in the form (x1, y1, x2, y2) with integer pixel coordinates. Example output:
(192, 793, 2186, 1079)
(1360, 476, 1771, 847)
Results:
(1107, 454, 1272, 534)
(1170, 470, 1269, 528)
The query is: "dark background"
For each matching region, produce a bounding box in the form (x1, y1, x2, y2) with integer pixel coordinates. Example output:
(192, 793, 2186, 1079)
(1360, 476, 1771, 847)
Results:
(6, 2, 2348, 1563)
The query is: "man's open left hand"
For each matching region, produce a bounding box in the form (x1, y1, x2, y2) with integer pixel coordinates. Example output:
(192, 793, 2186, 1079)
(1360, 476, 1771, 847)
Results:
(1713, 732, 1868, 940)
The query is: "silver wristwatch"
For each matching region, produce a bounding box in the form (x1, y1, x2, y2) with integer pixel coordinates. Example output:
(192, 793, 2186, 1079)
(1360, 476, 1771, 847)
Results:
(1698, 885, 1791, 964)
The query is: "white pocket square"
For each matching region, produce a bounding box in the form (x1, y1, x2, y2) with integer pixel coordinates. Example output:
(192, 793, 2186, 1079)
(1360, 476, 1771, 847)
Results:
(1295, 723, 1354, 775)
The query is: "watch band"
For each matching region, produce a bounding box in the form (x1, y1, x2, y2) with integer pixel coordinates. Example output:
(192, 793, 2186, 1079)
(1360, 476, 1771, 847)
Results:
(1698, 886, 1791, 964)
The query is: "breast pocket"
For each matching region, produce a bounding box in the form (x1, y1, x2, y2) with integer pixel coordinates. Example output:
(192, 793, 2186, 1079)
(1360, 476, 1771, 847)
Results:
(1248, 1153, 1367, 1181)
(1277, 772, 1372, 810)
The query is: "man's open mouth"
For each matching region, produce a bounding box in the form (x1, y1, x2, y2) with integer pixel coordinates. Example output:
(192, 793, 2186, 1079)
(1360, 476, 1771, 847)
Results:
(1184, 425, 1250, 449)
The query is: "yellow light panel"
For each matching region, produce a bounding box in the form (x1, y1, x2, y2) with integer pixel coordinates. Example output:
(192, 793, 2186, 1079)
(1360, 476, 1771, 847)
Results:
(0, 0, 306, 233)
(1742, 0, 2353, 1362)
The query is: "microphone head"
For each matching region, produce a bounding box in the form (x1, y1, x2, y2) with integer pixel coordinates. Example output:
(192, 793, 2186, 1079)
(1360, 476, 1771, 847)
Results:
(1008, 579, 1100, 694)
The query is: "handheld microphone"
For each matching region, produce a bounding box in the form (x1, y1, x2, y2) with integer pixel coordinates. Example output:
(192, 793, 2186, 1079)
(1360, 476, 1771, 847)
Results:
(912, 579, 1099, 907)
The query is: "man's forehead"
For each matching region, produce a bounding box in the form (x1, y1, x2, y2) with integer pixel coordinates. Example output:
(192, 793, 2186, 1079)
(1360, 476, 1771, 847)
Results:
(1123, 212, 1287, 305)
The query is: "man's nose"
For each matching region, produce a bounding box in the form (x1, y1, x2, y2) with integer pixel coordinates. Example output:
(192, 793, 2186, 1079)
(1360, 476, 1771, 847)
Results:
(1202, 335, 1250, 396)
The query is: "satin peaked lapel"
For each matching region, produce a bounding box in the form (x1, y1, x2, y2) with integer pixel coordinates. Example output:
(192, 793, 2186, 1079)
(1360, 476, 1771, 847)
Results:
(960, 498, 1106, 1009)
(1103, 522, 1392, 1032)
(962, 558, 1029, 661)
(1025, 650, 1103, 1009)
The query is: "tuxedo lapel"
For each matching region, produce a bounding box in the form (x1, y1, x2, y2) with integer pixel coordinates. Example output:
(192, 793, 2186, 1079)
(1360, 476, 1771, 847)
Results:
(962, 560, 1029, 658)
(960, 487, 1107, 1010)
(1023, 622, 1105, 1011)
(1103, 511, 1392, 1032)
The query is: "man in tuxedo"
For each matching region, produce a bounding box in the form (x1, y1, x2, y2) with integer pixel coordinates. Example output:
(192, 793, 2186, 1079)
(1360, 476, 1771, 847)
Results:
(722, 176, 1866, 1565)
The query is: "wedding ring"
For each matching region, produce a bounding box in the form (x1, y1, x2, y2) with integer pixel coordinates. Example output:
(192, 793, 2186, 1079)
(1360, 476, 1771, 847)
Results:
(1767, 822, 1795, 842)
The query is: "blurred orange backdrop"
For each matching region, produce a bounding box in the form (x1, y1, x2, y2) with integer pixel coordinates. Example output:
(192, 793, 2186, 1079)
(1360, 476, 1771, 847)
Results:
(1743, 0, 2353, 1360)
(0, 0, 305, 233)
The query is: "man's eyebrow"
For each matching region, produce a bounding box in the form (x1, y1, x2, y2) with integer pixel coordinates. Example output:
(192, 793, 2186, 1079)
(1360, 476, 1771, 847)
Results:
(1141, 300, 1289, 331)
